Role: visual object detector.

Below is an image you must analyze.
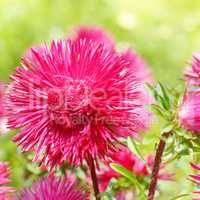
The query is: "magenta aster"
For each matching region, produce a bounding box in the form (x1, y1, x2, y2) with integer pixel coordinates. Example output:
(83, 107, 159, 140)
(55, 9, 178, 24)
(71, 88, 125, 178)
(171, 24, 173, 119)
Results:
(16, 175, 89, 200)
(0, 162, 15, 200)
(179, 90, 200, 133)
(185, 52, 200, 86)
(7, 30, 149, 168)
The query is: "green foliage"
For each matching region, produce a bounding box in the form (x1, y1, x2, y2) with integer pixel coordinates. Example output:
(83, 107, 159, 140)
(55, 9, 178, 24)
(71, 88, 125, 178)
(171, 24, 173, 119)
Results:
(170, 193, 190, 200)
(110, 163, 146, 199)
(127, 136, 145, 162)
(147, 82, 200, 167)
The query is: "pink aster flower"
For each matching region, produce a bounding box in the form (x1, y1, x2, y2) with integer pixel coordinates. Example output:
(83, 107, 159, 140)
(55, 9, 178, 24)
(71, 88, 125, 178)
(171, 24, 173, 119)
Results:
(189, 163, 200, 199)
(185, 52, 200, 86)
(7, 36, 147, 168)
(16, 175, 89, 200)
(98, 148, 173, 193)
(179, 90, 200, 133)
(0, 162, 15, 200)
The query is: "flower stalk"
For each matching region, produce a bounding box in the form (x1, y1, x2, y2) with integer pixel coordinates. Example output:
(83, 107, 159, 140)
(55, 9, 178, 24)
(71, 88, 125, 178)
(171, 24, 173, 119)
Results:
(88, 158, 100, 200)
(147, 131, 171, 200)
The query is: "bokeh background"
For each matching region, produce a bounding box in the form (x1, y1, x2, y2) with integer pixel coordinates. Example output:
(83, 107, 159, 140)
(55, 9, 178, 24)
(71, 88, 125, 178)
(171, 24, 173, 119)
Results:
(1, 0, 200, 199)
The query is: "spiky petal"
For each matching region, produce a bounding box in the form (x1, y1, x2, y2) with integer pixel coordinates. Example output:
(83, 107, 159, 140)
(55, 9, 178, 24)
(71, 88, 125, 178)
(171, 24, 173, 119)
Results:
(190, 163, 200, 200)
(185, 52, 200, 86)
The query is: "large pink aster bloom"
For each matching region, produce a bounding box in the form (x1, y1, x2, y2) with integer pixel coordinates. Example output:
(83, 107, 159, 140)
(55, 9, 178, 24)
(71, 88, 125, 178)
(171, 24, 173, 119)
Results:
(98, 148, 173, 193)
(179, 90, 200, 133)
(16, 175, 89, 200)
(185, 52, 200, 86)
(7, 37, 147, 168)
(0, 162, 15, 200)
(189, 163, 200, 200)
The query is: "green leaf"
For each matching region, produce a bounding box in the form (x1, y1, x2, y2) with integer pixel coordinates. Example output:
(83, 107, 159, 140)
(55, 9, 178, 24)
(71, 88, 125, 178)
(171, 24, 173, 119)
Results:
(146, 83, 171, 110)
(127, 137, 145, 162)
(157, 94, 169, 110)
(146, 83, 156, 95)
(192, 146, 200, 152)
(158, 82, 170, 109)
(26, 163, 41, 175)
(149, 104, 165, 118)
(110, 163, 146, 199)
(164, 135, 175, 157)
(170, 193, 190, 200)
(161, 124, 174, 134)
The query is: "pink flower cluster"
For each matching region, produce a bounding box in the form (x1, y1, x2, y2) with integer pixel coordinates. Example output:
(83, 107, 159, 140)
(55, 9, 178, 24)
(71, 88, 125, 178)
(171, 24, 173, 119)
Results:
(16, 175, 88, 200)
(6, 26, 152, 169)
(0, 163, 89, 200)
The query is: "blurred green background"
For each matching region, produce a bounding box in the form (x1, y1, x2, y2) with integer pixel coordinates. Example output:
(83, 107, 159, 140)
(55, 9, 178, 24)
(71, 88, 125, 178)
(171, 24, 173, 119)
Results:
(1, 0, 200, 199)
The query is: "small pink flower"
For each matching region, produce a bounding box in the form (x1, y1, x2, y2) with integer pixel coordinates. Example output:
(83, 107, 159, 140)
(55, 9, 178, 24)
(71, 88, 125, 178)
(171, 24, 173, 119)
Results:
(98, 148, 147, 192)
(179, 90, 200, 133)
(185, 52, 200, 86)
(7, 34, 147, 168)
(0, 162, 15, 200)
(16, 175, 89, 200)
(189, 163, 200, 200)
